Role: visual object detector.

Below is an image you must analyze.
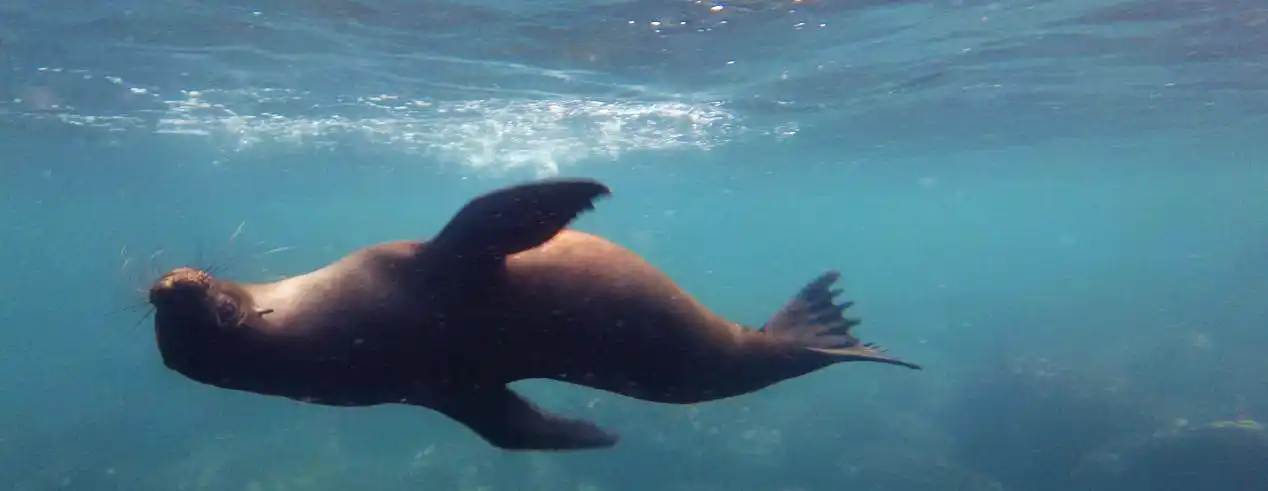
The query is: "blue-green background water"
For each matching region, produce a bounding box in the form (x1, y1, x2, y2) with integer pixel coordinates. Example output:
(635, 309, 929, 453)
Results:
(3, 0, 1267, 490)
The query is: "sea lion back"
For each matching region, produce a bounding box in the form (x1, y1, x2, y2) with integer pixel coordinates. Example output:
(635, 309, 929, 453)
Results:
(506, 229, 719, 325)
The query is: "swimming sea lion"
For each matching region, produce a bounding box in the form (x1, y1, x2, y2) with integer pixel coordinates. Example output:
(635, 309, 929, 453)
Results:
(148, 178, 921, 451)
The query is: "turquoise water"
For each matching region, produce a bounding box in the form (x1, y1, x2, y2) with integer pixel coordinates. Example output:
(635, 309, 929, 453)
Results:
(3, 1, 1267, 490)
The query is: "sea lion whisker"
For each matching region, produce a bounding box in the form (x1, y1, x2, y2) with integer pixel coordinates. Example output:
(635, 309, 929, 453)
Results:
(118, 245, 136, 280)
(253, 246, 295, 258)
(200, 247, 238, 277)
(117, 247, 155, 302)
(146, 249, 165, 282)
(228, 220, 246, 245)
(118, 303, 152, 314)
(130, 306, 155, 333)
(106, 302, 145, 317)
(190, 221, 279, 278)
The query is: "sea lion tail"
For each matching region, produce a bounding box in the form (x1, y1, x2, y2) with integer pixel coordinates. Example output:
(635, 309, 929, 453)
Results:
(429, 178, 611, 262)
(761, 271, 922, 370)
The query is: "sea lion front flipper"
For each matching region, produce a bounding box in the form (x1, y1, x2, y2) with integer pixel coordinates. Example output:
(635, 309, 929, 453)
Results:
(762, 271, 922, 370)
(429, 178, 612, 262)
(429, 385, 619, 451)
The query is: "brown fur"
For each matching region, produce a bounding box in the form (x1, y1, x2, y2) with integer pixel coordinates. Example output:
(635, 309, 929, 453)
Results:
(149, 178, 919, 451)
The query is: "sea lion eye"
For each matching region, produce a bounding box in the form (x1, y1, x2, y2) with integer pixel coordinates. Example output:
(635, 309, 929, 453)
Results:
(213, 294, 240, 325)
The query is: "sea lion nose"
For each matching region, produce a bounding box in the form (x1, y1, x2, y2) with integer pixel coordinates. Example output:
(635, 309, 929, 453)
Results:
(149, 267, 212, 306)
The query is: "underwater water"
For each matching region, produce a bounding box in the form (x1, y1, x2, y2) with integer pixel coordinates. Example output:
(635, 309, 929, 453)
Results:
(2, 0, 1267, 489)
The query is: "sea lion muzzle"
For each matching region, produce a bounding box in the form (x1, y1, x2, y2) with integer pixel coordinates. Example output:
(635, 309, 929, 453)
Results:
(148, 267, 213, 307)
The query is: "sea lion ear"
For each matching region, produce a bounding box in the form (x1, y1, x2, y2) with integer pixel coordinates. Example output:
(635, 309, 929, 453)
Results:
(429, 178, 611, 262)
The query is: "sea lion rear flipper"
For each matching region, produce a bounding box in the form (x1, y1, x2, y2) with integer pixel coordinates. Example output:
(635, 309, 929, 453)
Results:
(429, 178, 611, 262)
(431, 385, 619, 451)
(761, 271, 922, 370)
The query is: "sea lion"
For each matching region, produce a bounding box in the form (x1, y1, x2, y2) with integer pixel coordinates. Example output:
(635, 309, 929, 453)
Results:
(148, 178, 921, 451)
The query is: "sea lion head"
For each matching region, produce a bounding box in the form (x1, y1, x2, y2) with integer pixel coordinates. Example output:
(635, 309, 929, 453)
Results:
(147, 267, 261, 373)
